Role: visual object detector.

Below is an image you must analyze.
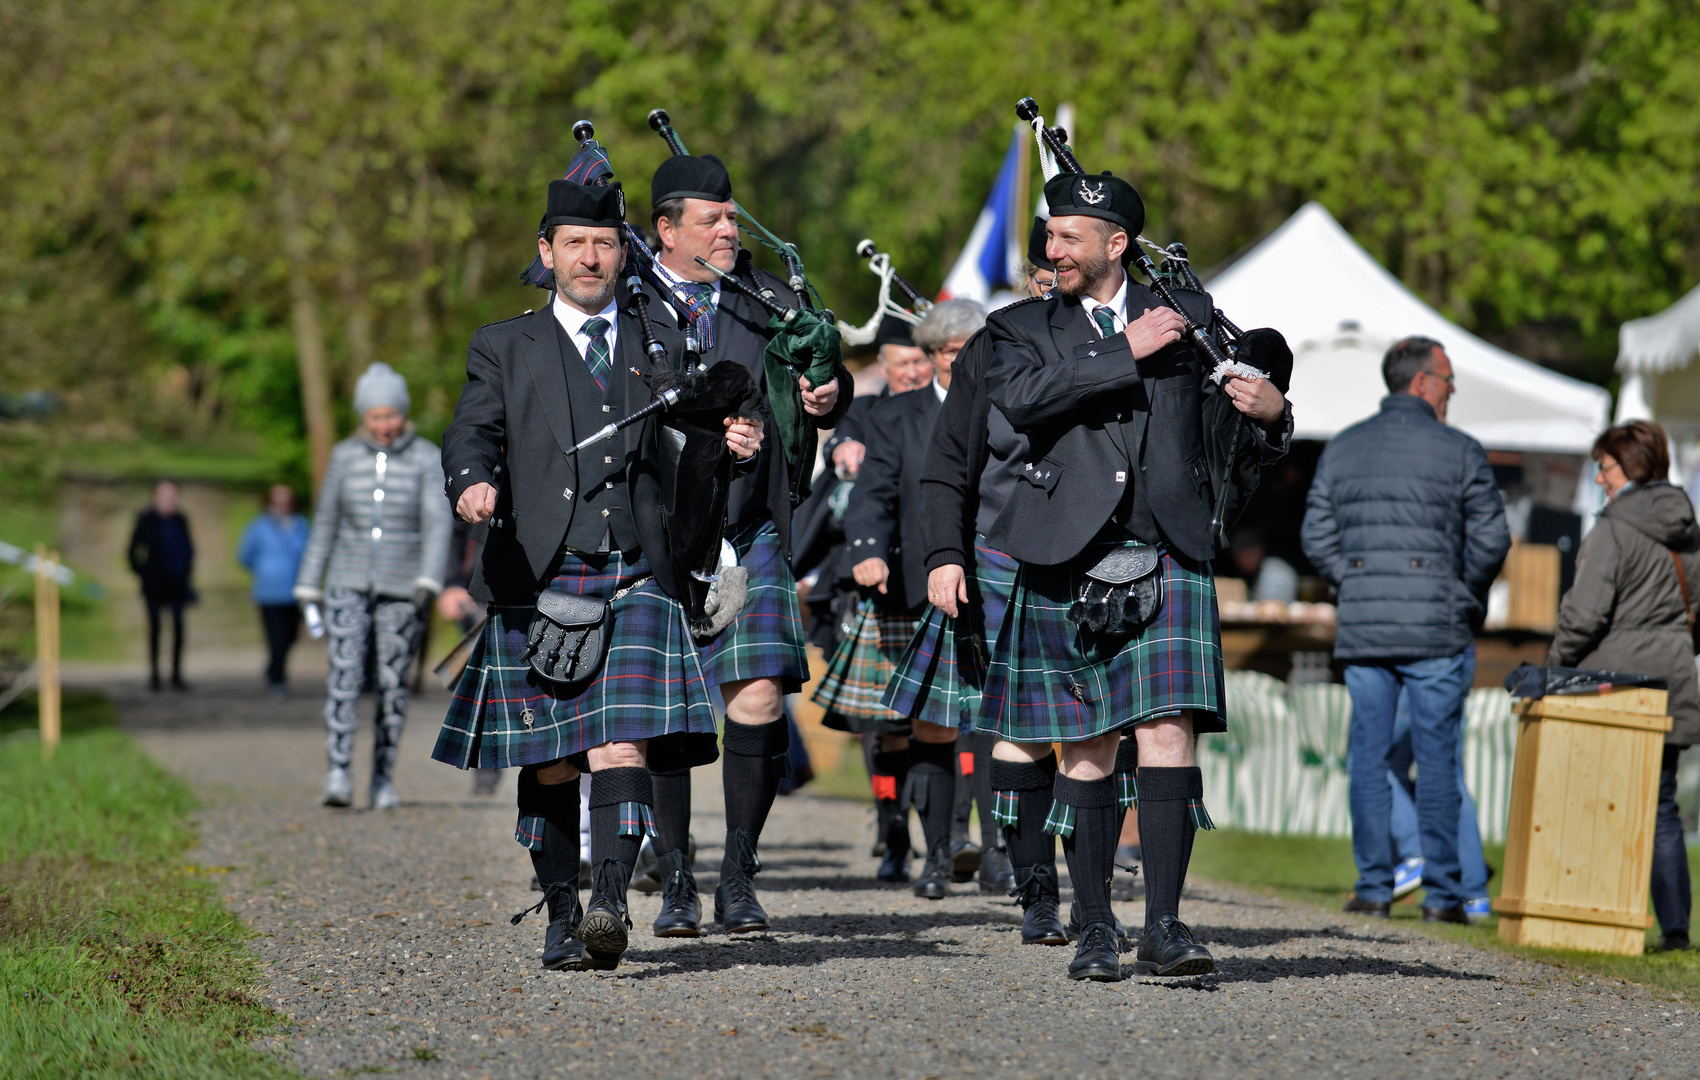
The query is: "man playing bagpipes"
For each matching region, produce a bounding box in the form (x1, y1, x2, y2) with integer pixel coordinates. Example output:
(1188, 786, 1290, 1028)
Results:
(431, 178, 764, 973)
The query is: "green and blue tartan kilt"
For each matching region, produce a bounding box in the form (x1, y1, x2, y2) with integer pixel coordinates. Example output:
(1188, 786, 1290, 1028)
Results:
(695, 517, 809, 693)
(881, 541, 1020, 731)
(979, 544, 1227, 744)
(432, 549, 719, 772)
(813, 596, 921, 734)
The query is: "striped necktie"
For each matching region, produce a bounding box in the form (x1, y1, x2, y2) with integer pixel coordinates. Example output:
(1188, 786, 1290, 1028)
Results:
(581, 316, 612, 391)
(675, 281, 717, 351)
(1092, 306, 1118, 339)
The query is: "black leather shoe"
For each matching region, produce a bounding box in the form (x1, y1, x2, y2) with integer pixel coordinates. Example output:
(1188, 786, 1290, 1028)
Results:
(949, 841, 982, 883)
(876, 845, 910, 883)
(1656, 931, 1692, 952)
(1132, 915, 1215, 977)
(542, 917, 587, 971)
(652, 850, 701, 938)
(1068, 902, 1129, 951)
(577, 898, 629, 970)
(978, 847, 1016, 894)
(1011, 864, 1068, 946)
(714, 828, 770, 933)
(1068, 922, 1124, 982)
(1422, 904, 1469, 925)
(1343, 895, 1391, 918)
(914, 840, 951, 900)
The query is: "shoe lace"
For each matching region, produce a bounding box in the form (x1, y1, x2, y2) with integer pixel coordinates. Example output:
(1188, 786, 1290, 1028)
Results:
(510, 880, 578, 926)
(1079, 922, 1119, 955)
(726, 827, 763, 878)
(1158, 915, 1197, 946)
(1007, 863, 1057, 907)
(660, 866, 696, 909)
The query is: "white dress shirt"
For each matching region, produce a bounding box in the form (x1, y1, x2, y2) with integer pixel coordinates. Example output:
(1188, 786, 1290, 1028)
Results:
(932, 378, 949, 404)
(552, 291, 619, 363)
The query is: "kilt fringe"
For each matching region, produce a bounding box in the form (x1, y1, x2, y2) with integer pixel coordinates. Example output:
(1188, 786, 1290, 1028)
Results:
(1042, 800, 1076, 838)
(515, 814, 545, 851)
(618, 801, 657, 839)
(1116, 772, 1138, 810)
(1190, 798, 1216, 831)
(992, 789, 1019, 828)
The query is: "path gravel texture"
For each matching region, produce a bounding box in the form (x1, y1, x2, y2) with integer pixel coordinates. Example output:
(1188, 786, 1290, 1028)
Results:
(115, 675, 1692, 1079)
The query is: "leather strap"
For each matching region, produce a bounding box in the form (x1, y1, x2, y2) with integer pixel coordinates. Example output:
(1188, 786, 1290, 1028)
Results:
(1672, 549, 1695, 629)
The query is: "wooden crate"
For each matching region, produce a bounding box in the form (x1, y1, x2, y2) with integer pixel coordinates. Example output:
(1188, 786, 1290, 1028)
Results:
(1503, 542, 1561, 632)
(1493, 687, 1671, 954)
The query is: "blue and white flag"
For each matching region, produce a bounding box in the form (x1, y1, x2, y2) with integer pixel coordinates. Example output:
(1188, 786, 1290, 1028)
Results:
(939, 124, 1028, 303)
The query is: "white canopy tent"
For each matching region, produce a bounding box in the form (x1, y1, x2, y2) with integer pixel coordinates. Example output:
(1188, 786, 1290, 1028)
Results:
(1206, 203, 1612, 452)
(1614, 282, 1700, 430)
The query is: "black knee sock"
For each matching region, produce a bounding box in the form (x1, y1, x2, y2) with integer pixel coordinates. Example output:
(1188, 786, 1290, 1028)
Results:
(972, 732, 999, 851)
(871, 747, 910, 855)
(1138, 766, 1203, 928)
(991, 754, 1057, 870)
(721, 719, 789, 876)
(1054, 774, 1117, 928)
(907, 740, 956, 857)
(649, 767, 692, 857)
(1112, 735, 1139, 877)
(950, 731, 974, 844)
(587, 767, 652, 912)
(518, 768, 581, 923)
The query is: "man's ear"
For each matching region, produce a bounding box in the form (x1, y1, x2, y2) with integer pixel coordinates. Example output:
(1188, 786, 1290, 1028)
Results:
(1107, 228, 1130, 264)
(655, 214, 675, 253)
(538, 235, 554, 270)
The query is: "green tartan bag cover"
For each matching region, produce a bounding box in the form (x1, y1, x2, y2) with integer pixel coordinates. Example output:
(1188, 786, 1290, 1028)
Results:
(763, 308, 842, 500)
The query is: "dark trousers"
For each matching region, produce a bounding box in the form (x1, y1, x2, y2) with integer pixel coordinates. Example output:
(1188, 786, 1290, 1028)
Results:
(145, 597, 186, 685)
(1652, 745, 1692, 939)
(259, 604, 300, 686)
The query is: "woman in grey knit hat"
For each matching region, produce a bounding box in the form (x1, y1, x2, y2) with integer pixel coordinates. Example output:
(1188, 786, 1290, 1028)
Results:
(296, 362, 452, 809)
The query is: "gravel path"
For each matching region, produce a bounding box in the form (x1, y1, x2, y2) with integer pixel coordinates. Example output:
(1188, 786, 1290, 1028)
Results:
(116, 675, 1691, 1079)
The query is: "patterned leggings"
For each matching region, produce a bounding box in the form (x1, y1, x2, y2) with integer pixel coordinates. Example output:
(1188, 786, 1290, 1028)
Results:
(323, 588, 420, 778)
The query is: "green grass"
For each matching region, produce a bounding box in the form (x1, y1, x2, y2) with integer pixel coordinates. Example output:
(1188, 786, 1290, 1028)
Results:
(1192, 828, 1700, 1002)
(0, 693, 295, 1079)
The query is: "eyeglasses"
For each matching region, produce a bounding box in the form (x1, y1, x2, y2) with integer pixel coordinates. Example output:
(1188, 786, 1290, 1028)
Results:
(1420, 370, 1455, 386)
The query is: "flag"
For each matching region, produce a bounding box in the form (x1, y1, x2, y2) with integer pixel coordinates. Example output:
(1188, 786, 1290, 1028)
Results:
(939, 124, 1029, 303)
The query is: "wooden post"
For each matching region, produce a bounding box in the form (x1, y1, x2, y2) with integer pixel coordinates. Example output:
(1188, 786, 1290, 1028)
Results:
(34, 545, 62, 758)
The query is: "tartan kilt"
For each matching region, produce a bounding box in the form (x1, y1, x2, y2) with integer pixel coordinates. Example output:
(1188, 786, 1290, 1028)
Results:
(814, 596, 921, 734)
(978, 543, 1227, 744)
(432, 549, 719, 771)
(695, 517, 809, 693)
(881, 540, 1020, 731)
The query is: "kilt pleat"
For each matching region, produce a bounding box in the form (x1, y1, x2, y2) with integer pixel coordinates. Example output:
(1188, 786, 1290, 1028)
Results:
(432, 549, 718, 771)
(880, 541, 1020, 731)
(978, 544, 1227, 744)
(812, 597, 920, 727)
(695, 517, 809, 692)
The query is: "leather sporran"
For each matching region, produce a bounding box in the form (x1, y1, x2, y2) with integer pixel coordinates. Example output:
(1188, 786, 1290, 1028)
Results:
(1067, 544, 1163, 637)
(520, 590, 611, 688)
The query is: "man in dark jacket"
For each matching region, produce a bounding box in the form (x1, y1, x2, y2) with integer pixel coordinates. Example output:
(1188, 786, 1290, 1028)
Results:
(1302, 336, 1510, 923)
(128, 480, 194, 692)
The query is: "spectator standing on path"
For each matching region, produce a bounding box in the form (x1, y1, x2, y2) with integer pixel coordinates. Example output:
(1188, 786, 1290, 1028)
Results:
(128, 480, 195, 692)
(1302, 336, 1510, 923)
(295, 362, 451, 811)
(238, 484, 310, 698)
(1547, 420, 1700, 952)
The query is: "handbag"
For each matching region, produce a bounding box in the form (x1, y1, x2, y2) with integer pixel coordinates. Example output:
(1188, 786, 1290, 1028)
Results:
(1668, 549, 1700, 655)
(1067, 544, 1163, 636)
(520, 590, 612, 688)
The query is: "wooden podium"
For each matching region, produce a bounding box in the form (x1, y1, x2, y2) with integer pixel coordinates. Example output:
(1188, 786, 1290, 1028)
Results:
(1493, 687, 1671, 955)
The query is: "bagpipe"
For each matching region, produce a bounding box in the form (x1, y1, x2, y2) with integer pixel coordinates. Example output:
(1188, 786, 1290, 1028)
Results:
(1014, 96, 1294, 538)
(836, 238, 932, 347)
(524, 120, 761, 641)
(647, 109, 843, 503)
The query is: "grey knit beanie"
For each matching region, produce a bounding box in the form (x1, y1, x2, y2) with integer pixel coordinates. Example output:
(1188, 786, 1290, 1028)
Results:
(353, 362, 410, 417)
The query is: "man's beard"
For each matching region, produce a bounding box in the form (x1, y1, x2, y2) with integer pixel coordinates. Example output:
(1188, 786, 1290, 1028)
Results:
(556, 266, 618, 311)
(1057, 245, 1113, 297)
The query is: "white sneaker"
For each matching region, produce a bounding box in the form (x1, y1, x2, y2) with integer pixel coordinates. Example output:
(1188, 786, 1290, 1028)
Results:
(371, 777, 401, 811)
(1392, 856, 1424, 899)
(322, 766, 353, 808)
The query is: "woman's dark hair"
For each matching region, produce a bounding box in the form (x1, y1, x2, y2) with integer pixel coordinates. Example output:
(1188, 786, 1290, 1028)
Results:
(1592, 420, 1670, 484)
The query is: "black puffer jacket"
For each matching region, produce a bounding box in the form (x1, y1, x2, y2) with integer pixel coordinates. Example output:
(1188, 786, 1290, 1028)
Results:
(1301, 394, 1511, 661)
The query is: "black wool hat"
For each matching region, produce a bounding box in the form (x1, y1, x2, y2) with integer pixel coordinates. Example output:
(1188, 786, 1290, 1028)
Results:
(1043, 171, 1144, 237)
(876, 314, 917, 348)
(651, 153, 734, 206)
(543, 179, 627, 231)
(1027, 216, 1053, 270)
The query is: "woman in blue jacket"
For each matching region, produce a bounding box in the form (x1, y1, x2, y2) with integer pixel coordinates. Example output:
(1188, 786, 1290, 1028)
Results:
(239, 484, 310, 696)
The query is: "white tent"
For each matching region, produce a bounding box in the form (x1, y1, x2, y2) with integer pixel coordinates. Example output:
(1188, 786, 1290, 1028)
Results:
(1207, 203, 1612, 452)
(1614, 282, 1700, 429)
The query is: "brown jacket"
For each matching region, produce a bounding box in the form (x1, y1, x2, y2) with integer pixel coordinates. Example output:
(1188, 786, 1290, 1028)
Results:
(1548, 481, 1700, 746)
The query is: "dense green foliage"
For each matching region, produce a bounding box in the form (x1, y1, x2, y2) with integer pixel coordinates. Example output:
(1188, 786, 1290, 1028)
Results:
(0, 697, 293, 1078)
(2, 1, 1697, 469)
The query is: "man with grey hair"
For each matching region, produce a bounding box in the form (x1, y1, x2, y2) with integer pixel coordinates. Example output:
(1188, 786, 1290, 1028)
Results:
(1302, 336, 1509, 923)
(816, 298, 987, 896)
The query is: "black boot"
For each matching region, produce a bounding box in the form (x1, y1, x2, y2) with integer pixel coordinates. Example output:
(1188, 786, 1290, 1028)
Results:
(539, 885, 587, 971)
(1010, 863, 1067, 945)
(714, 827, 771, 933)
(1132, 914, 1214, 977)
(913, 838, 952, 900)
(978, 845, 1016, 894)
(579, 860, 632, 970)
(579, 767, 649, 970)
(652, 849, 701, 938)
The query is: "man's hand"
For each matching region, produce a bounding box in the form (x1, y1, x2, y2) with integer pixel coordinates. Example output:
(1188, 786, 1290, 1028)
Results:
(457, 482, 497, 524)
(852, 557, 890, 594)
(831, 439, 866, 478)
(725, 415, 764, 460)
(1224, 374, 1286, 426)
(436, 585, 476, 622)
(927, 564, 969, 618)
(799, 374, 840, 417)
(1124, 306, 1187, 360)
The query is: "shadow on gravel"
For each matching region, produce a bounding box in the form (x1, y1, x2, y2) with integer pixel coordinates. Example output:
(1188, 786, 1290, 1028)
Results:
(771, 911, 1021, 936)
(751, 873, 959, 893)
(1194, 925, 1410, 949)
(615, 934, 975, 977)
(1143, 954, 1498, 989)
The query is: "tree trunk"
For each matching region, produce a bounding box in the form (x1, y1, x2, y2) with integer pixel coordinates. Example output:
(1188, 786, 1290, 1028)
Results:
(276, 177, 335, 495)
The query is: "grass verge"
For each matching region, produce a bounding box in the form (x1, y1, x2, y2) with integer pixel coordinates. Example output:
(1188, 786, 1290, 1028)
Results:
(1192, 828, 1700, 1002)
(0, 692, 294, 1079)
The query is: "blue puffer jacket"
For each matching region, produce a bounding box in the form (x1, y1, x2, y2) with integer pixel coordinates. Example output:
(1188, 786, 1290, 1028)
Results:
(1301, 394, 1510, 661)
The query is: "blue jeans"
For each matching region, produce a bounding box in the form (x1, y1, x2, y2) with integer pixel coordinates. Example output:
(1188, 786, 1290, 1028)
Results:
(1386, 687, 1490, 897)
(1345, 648, 1474, 908)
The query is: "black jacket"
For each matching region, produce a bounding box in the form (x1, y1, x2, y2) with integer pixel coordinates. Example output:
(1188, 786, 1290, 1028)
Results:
(1301, 394, 1511, 661)
(920, 329, 999, 572)
(128, 509, 194, 596)
(442, 291, 695, 605)
(843, 385, 942, 612)
(984, 285, 1291, 566)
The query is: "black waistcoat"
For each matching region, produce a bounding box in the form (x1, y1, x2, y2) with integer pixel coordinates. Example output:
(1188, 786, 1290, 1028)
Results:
(553, 319, 634, 554)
